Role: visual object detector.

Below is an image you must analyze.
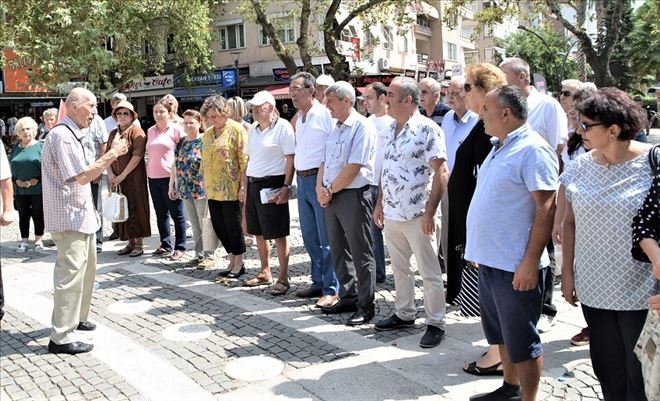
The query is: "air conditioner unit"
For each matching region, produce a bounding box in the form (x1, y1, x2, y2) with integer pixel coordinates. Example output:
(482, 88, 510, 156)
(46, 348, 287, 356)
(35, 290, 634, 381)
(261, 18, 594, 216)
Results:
(378, 58, 390, 71)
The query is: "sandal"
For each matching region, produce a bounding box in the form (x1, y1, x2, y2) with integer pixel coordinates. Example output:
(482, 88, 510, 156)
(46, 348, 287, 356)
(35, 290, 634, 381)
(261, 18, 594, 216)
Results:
(129, 248, 144, 257)
(462, 360, 503, 376)
(243, 275, 273, 287)
(117, 245, 133, 256)
(270, 280, 290, 296)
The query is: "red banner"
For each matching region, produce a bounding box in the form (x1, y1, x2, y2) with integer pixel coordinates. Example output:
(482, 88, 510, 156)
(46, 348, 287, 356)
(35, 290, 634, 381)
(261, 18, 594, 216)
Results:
(3, 49, 47, 93)
(351, 38, 360, 61)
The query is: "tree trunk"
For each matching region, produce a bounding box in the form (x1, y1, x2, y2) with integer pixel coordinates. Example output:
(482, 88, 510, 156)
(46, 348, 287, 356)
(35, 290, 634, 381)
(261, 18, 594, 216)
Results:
(297, 0, 318, 76)
(249, 0, 298, 76)
(322, 0, 350, 81)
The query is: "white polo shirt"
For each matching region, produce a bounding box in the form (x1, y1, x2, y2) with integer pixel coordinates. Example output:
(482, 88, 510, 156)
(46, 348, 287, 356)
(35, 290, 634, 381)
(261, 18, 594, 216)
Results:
(368, 113, 395, 185)
(246, 117, 295, 178)
(526, 88, 568, 150)
(294, 100, 333, 171)
(440, 109, 479, 173)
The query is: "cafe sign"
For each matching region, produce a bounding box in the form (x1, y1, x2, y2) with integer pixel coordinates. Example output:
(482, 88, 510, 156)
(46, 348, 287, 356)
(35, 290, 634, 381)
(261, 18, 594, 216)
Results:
(125, 75, 174, 92)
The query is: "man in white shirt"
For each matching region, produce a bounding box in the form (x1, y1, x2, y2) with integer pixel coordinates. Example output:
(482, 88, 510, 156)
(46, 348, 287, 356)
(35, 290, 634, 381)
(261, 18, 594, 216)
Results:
(289, 72, 340, 307)
(0, 142, 16, 321)
(362, 82, 394, 283)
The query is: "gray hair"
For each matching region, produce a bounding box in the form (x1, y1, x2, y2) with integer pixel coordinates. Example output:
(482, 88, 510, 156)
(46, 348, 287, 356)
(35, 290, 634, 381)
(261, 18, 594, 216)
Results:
(326, 81, 355, 105)
(42, 108, 58, 119)
(111, 93, 127, 103)
(493, 85, 528, 121)
(392, 76, 421, 106)
(420, 77, 442, 95)
(290, 72, 316, 89)
(500, 57, 531, 84)
(561, 79, 582, 88)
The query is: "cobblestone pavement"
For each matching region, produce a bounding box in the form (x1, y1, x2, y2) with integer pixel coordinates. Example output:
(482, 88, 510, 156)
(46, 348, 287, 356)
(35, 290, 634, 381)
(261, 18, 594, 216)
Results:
(1, 189, 605, 400)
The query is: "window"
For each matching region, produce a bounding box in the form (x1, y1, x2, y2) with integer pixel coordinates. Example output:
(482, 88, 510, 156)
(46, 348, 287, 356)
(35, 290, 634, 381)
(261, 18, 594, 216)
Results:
(219, 23, 245, 50)
(484, 47, 496, 62)
(383, 26, 393, 49)
(445, 42, 458, 61)
(416, 16, 431, 29)
(400, 33, 408, 53)
(483, 24, 493, 38)
(366, 30, 377, 46)
(259, 17, 296, 46)
(340, 24, 358, 42)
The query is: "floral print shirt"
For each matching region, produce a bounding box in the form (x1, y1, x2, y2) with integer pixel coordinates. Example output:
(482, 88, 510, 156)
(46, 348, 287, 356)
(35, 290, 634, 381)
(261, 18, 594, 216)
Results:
(174, 136, 205, 200)
(201, 120, 248, 201)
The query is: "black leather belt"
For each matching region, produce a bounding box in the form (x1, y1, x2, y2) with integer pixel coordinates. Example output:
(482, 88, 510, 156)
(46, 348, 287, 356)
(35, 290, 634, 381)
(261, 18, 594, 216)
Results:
(248, 176, 269, 183)
(296, 168, 319, 177)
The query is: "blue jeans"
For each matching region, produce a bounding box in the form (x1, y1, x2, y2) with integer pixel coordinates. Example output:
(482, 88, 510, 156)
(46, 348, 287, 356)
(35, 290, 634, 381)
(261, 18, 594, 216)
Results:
(369, 185, 386, 282)
(148, 177, 187, 251)
(297, 174, 338, 295)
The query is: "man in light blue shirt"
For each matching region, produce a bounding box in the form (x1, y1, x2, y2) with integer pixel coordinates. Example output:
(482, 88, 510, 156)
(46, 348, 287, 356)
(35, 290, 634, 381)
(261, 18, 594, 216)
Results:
(465, 86, 558, 401)
(317, 81, 377, 326)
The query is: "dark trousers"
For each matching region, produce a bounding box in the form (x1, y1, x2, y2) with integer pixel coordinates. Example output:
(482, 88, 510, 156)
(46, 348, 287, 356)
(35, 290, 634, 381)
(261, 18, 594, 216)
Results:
(542, 241, 557, 317)
(91, 182, 102, 244)
(15, 194, 44, 239)
(369, 185, 386, 282)
(208, 199, 245, 255)
(148, 178, 186, 251)
(582, 305, 648, 401)
(325, 186, 375, 310)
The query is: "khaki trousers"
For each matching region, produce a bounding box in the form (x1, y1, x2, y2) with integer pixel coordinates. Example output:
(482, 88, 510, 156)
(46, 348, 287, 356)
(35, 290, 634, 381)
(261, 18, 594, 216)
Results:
(50, 231, 97, 344)
(384, 216, 446, 329)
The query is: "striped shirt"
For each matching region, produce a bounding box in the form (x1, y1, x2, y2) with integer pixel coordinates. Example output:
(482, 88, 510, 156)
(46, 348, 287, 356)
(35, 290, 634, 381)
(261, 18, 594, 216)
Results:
(41, 116, 100, 234)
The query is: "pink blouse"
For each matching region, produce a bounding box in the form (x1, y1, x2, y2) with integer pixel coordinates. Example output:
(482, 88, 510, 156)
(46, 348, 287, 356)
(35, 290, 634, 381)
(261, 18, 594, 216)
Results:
(146, 123, 182, 178)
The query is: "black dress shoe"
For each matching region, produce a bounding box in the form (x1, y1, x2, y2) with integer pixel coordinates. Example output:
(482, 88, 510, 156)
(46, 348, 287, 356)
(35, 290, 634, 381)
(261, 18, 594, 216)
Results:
(226, 264, 245, 279)
(375, 314, 415, 331)
(108, 232, 119, 241)
(295, 287, 323, 298)
(76, 321, 96, 331)
(347, 307, 375, 326)
(419, 325, 445, 348)
(48, 341, 94, 355)
(321, 299, 358, 314)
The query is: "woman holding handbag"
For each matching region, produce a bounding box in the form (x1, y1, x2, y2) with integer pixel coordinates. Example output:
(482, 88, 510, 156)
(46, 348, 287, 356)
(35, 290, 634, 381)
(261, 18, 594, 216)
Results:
(107, 101, 151, 257)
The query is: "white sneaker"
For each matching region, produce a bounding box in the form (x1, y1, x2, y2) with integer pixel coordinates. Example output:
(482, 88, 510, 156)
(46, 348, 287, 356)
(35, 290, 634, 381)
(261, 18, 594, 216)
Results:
(34, 241, 44, 251)
(17, 243, 28, 253)
(537, 315, 555, 333)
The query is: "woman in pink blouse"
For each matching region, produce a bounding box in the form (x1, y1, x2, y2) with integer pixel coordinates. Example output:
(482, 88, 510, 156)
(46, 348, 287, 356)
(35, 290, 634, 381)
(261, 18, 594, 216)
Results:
(146, 97, 187, 260)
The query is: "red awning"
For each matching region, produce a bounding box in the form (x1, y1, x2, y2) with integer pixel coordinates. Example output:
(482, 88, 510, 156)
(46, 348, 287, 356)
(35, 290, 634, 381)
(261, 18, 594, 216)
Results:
(265, 85, 290, 100)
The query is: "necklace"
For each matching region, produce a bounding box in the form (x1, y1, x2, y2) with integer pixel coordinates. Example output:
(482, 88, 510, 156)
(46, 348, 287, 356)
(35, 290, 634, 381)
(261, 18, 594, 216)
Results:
(601, 151, 626, 169)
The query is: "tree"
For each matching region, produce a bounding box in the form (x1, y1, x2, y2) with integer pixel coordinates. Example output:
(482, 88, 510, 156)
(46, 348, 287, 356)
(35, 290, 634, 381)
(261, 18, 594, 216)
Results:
(444, 0, 633, 88)
(620, 0, 660, 86)
(0, 0, 221, 93)
(500, 26, 578, 92)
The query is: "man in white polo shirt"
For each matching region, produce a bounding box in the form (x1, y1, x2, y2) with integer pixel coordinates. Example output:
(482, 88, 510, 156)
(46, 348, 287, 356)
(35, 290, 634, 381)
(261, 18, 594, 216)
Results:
(241, 91, 296, 296)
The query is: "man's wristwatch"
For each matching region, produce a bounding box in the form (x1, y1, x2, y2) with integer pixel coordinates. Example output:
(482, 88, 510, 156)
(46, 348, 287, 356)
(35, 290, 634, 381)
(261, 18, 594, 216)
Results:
(326, 183, 333, 195)
(25, 181, 31, 188)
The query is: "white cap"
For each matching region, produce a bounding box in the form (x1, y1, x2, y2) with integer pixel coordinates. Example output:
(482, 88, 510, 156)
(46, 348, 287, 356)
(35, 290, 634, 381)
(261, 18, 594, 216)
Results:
(247, 91, 276, 107)
(316, 74, 335, 87)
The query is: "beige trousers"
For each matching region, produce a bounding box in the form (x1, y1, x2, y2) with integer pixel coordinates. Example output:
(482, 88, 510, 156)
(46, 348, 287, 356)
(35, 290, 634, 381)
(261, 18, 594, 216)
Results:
(50, 231, 97, 344)
(384, 216, 446, 329)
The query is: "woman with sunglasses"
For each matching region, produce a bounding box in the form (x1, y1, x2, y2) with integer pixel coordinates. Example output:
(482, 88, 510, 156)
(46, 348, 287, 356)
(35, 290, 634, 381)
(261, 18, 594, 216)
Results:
(445, 63, 507, 376)
(560, 88, 655, 401)
(107, 101, 151, 257)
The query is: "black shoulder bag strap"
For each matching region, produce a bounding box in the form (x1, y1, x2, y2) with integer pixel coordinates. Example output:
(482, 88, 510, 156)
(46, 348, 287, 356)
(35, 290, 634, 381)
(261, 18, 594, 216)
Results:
(649, 144, 660, 175)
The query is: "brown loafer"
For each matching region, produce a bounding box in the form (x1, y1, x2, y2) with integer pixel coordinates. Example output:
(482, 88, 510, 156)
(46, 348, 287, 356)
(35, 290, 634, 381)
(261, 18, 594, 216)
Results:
(117, 246, 133, 255)
(129, 248, 144, 257)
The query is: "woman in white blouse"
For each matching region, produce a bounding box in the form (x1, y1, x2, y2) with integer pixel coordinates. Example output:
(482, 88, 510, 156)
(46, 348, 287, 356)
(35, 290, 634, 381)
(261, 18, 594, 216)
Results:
(560, 88, 656, 401)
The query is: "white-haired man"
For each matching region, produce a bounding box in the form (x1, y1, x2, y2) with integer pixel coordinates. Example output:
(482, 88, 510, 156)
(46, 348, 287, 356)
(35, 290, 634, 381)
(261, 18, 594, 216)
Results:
(419, 77, 451, 126)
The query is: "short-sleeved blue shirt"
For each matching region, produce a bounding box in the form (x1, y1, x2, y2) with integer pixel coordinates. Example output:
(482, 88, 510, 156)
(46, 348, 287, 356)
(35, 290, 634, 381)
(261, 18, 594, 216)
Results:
(465, 124, 558, 272)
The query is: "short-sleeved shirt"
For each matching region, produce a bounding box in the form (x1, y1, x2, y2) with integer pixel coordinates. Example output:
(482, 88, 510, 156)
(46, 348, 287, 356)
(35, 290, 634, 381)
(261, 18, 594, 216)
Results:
(441, 109, 480, 173)
(465, 124, 558, 272)
(247, 117, 295, 178)
(0, 142, 10, 179)
(560, 150, 658, 310)
(526, 88, 568, 150)
(201, 119, 248, 201)
(421, 102, 451, 126)
(381, 112, 446, 221)
(321, 110, 376, 189)
(81, 115, 109, 165)
(174, 136, 205, 200)
(368, 114, 395, 184)
(41, 116, 100, 234)
(9, 141, 43, 195)
(146, 123, 182, 178)
(294, 100, 333, 171)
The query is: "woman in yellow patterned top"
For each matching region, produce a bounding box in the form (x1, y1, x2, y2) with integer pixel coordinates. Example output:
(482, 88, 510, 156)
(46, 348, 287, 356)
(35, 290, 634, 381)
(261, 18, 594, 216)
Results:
(200, 95, 248, 279)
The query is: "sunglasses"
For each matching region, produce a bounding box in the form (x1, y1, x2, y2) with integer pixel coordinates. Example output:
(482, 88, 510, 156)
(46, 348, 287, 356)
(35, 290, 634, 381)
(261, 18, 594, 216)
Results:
(560, 91, 572, 97)
(579, 121, 605, 131)
(115, 111, 132, 116)
(464, 83, 476, 93)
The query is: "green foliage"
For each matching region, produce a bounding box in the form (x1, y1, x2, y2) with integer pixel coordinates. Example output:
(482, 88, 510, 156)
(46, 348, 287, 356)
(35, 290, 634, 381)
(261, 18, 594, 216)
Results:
(0, 0, 221, 95)
(500, 26, 578, 92)
(619, 0, 660, 87)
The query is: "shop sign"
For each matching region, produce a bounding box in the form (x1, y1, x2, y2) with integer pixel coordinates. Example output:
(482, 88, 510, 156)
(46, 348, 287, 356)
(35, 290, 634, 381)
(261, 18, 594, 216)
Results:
(222, 70, 237, 87)
(125, 75, 174, 92)
(3, 48, 47, 93)
(404, 70, 417, 78)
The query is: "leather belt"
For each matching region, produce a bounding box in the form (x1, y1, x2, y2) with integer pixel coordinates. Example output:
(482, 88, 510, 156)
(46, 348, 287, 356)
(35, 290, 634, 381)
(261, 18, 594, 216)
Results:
(296, 168, 319, 177)
(248, 176, 269, 183)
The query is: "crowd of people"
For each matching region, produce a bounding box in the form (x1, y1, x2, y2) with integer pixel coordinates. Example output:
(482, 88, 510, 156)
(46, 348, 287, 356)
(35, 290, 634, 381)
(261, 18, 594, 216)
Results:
(0, 58, 658, 401)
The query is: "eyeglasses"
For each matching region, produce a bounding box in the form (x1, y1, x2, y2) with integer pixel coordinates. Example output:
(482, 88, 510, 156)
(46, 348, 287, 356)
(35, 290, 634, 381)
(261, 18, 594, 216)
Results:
(115, 111, 131, 116)
(579, 121, 606, 131)
(289, 85, 310, 93)
(560, 91, 572, 97)
(464, 83, 475, 93)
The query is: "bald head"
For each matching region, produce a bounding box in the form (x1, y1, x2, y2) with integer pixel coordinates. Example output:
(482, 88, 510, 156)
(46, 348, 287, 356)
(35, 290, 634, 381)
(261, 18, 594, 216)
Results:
(65, 87, 98, 128)
(447, 77, 468, 117)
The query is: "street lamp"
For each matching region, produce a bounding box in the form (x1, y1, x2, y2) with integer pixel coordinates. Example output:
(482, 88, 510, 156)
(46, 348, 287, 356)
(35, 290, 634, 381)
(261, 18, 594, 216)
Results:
(229, 51, 241, 96)
(517, 25, 560, 92)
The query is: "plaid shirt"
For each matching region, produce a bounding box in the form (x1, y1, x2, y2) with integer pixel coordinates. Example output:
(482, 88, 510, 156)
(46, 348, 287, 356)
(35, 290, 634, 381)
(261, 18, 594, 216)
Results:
(42, 116, 100, 234)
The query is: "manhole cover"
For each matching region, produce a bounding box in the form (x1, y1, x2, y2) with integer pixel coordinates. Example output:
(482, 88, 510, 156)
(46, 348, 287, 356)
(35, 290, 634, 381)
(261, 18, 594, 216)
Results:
(162, 323, 212, 341)
(107, 299, 153, 315)
(224, 356, 284, 381)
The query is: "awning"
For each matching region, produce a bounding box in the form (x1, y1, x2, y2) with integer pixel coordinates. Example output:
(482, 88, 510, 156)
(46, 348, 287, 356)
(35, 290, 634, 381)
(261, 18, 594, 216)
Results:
(265, 84, 290, 100)
(125, 88, 172, 99)
(172, 85, 227, 100)
(419, 1, 440, 19)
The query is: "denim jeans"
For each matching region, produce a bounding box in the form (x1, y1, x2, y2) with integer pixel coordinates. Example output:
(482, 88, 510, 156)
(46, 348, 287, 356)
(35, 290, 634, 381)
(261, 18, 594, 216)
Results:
(369, 185, 386, 282)
(296, 174, 338, 295)
(148, 177, 187, 251)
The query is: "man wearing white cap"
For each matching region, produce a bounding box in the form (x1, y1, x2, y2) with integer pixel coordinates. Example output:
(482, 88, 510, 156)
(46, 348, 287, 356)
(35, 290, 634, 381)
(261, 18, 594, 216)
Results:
(316, 74, 335, 104)
(240, 91, 296, 296)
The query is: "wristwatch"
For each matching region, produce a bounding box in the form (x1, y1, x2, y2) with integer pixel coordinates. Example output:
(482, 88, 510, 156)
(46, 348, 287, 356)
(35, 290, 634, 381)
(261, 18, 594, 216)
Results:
(25, 181, 31, 188)
(326, 183, 333, 194)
